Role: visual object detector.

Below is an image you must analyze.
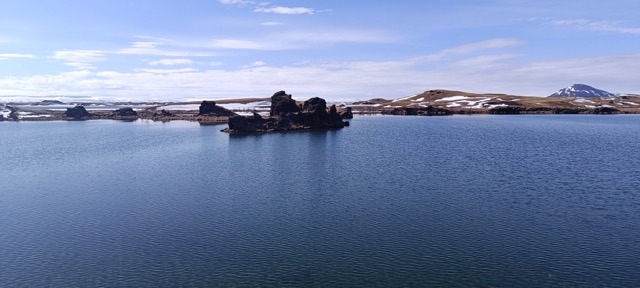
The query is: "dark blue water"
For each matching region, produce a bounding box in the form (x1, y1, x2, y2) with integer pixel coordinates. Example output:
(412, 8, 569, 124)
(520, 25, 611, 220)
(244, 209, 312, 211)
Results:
(2, 115, 640, 287)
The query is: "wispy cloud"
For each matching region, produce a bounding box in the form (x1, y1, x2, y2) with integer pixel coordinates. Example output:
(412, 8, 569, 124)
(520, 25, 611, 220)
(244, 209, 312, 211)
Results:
(451, 54, 520, 70)
(49, 42, 214, 70)
(241, 61, 267, 68)
(416, 38, 524, 62)
(0, 53, 35, 60)
(219, 0, 254, 7)
(49, 50, 106, 69)
(2, 52, 639, 101)
(134, 68, 199, 74)
(148, 58, 194, 66)
(5, 40, 639, 101)
(208, 28, 396, 51)
(254, 6, 315, 15)
(51, 50, 106, 62)
(117, 42, 215, 57)
(209, 39, 279, 50)
(261, 21, 283, 26)
(552, 19, 640, 35)
(219, 0, 322, 16)
(64, 62, 97, 70)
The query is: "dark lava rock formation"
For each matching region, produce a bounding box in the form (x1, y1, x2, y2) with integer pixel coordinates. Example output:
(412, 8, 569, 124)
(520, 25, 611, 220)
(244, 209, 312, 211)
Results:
(489, 106, 620, 114)
(199, 101, 235, 116)
(153, 109, 173, 117)
(382, 106, 453, 116)
(270, 91, 300, 116)
(223, 91, 349, 133)
(5, 106, 19, 120)
(340, 107, 354, 119)
(65, 105, 91, 119)
(113, 107, 138, 117)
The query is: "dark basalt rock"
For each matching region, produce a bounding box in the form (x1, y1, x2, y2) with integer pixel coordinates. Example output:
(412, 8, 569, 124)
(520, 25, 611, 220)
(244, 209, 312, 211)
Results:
(65, 105, 91, 118)
(302, 97, 328, 115)
(489, 106, 525, 114)
(224, 91, 349, 133)
(113, 107, 138, 117)
(340, 107, 354, 119)
(199, 101, 235, 116)
(227, 113, 272, 132)
(270, 91, 300, 116)
(154, 109, 174, 117)
(382, 106, 453, 116)
(593, 107, 619, 114)
(489, 106, 620, 114)
(5, 105, 19, 120)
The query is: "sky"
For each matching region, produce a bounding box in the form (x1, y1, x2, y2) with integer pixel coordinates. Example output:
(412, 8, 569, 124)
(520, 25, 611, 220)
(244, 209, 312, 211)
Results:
(0, 0, 639, 101)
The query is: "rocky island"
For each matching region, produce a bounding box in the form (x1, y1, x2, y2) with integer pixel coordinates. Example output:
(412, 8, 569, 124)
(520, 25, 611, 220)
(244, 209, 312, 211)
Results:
(222, 91, 349, 133)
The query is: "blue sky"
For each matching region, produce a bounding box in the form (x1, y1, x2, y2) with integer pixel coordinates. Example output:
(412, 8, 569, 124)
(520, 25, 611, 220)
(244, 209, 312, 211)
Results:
(1, 0, 639, 101)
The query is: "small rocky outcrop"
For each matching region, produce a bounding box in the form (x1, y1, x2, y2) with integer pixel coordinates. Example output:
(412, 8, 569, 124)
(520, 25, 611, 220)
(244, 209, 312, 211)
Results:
(489, 106, 620, 114)
(6, 106, 19, 120)
(224, 91, 349, 133)
(593, 107, 619, 114)
(65, 105, 91, 118)
(153, 109, 173, 117)
(340, 107, 354, 119)
(199, 101, 235, 116)
(489, 106, 526, 114)
(227, 113, 268, 132)
(382, 106, 453, 116)
(270, 91, 300, 116)
(112, 107, 138, 117)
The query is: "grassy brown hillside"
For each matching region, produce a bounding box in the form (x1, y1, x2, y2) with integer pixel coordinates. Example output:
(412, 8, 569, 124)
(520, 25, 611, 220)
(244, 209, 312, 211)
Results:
(349, 89, 640, 115)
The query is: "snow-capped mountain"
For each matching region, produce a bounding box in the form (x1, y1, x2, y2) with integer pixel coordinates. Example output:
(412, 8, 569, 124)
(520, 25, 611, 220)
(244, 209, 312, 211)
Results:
(549, 84, 615, 98)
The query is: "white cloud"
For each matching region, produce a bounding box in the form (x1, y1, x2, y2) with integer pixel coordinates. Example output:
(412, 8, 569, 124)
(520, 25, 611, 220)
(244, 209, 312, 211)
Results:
(254, 6, 315, 15)
(553, 19, 640, 35)
(118, 42, 215, 57)
(219, 0, 254, 7)
(279, 29, 396, 44)
(261, 21, 282, 26)
(451, 54, 520, 70)
(207, 29, 395, 51)
(134, 68, 199, 74)
(64, 62, 97, 70)
(416, 38, 524, 62)
(4, 40, 639, 101)
(209, 39, 284, 50)
(242, 61, 267, 68)
(210, 61, 224, 66)
(51, 50, 106, 62)
(148, 58, 194, 66)
(0, 53, 35, 60)
(219, 0, 321, 16)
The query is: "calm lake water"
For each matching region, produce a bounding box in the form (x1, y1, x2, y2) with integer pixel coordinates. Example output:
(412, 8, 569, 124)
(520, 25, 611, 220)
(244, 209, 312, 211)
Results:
(2, 115, 640, 287)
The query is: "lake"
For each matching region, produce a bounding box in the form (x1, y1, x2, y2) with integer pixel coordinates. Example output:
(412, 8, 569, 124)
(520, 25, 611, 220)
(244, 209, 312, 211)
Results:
(1, 115, 640, 287)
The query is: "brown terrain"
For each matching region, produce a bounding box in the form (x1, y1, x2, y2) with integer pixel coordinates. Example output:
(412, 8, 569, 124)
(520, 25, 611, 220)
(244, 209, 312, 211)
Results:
(347, 89, 640, 115)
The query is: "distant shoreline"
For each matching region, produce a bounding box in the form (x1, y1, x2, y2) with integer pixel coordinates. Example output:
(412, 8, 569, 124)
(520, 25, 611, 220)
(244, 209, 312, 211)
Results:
(3, 90, 640, 123)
